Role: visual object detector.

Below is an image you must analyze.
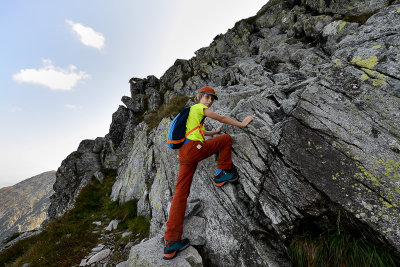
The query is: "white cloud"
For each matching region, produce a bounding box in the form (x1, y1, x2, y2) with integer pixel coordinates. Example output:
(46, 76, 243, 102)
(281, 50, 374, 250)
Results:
(12, 59, 90, 91)
(66, 20, 105, 50)
(64, 104, 80, 111)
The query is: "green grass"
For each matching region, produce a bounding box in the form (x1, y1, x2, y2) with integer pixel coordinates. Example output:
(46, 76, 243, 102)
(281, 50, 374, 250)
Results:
(0, 169, 150, 267)
(288, 229, 398, 267)
(144, 95, 189, 131)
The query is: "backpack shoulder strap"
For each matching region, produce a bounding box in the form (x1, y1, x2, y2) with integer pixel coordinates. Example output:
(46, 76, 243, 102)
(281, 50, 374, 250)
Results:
(185, 116, 205, 140)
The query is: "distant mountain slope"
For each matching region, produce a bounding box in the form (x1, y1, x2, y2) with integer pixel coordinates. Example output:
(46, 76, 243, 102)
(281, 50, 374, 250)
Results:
(0, 171, 56, 244)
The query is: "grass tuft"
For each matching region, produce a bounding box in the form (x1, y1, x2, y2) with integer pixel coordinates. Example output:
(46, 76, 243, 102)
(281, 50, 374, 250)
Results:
(144, 95, 189, 131)
(288, 229, 398, 267)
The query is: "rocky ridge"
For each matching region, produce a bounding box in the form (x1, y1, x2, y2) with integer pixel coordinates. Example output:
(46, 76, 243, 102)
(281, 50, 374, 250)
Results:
(48, 0, 400, 265)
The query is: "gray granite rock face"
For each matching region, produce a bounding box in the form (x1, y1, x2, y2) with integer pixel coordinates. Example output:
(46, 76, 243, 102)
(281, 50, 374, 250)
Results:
(116, 0, 400, 265)
(305, 0, 391, 16)
(48, 0, 400, 265)
(111, 123, 154, 204)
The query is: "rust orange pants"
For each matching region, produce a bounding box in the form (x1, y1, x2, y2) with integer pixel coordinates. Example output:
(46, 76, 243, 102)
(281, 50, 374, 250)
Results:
(164, 134, 233, 241)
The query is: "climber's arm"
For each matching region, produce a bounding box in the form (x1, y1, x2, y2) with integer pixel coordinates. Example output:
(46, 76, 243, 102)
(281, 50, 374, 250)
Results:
(204, 109, 254, 127)
(204, 126, 222, 136)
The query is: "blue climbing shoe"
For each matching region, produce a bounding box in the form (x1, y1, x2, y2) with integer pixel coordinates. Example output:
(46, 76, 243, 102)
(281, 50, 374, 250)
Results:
(163, 238, 190, 260)
(214, 167, 238, 187)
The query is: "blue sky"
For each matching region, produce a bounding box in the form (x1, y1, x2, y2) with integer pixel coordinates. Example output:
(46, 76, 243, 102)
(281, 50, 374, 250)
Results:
(0, 0, 266, 188)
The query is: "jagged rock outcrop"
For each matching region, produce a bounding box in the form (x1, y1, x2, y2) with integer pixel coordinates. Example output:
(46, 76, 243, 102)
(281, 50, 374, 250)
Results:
(48, 76, 168, 219)
(49, 0, 400, 265)
(48, 140, 103, 219)
(0, 171, 56, 244)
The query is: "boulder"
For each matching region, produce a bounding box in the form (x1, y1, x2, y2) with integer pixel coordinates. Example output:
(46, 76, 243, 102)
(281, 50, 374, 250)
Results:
(127, 236, 202, 267)
(105, 220, 121, 231)
(86, 249, 111, 265)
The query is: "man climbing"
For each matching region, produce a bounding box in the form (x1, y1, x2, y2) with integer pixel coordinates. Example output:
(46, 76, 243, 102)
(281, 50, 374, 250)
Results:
(163, 86, 255, 260)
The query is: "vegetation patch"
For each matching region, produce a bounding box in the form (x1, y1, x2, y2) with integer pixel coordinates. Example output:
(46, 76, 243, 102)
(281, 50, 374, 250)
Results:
(144, 95, 189, 131)
(343, 13, 374, 24)
(288, 228, 398, 267)
(0, 169, 150, 267)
